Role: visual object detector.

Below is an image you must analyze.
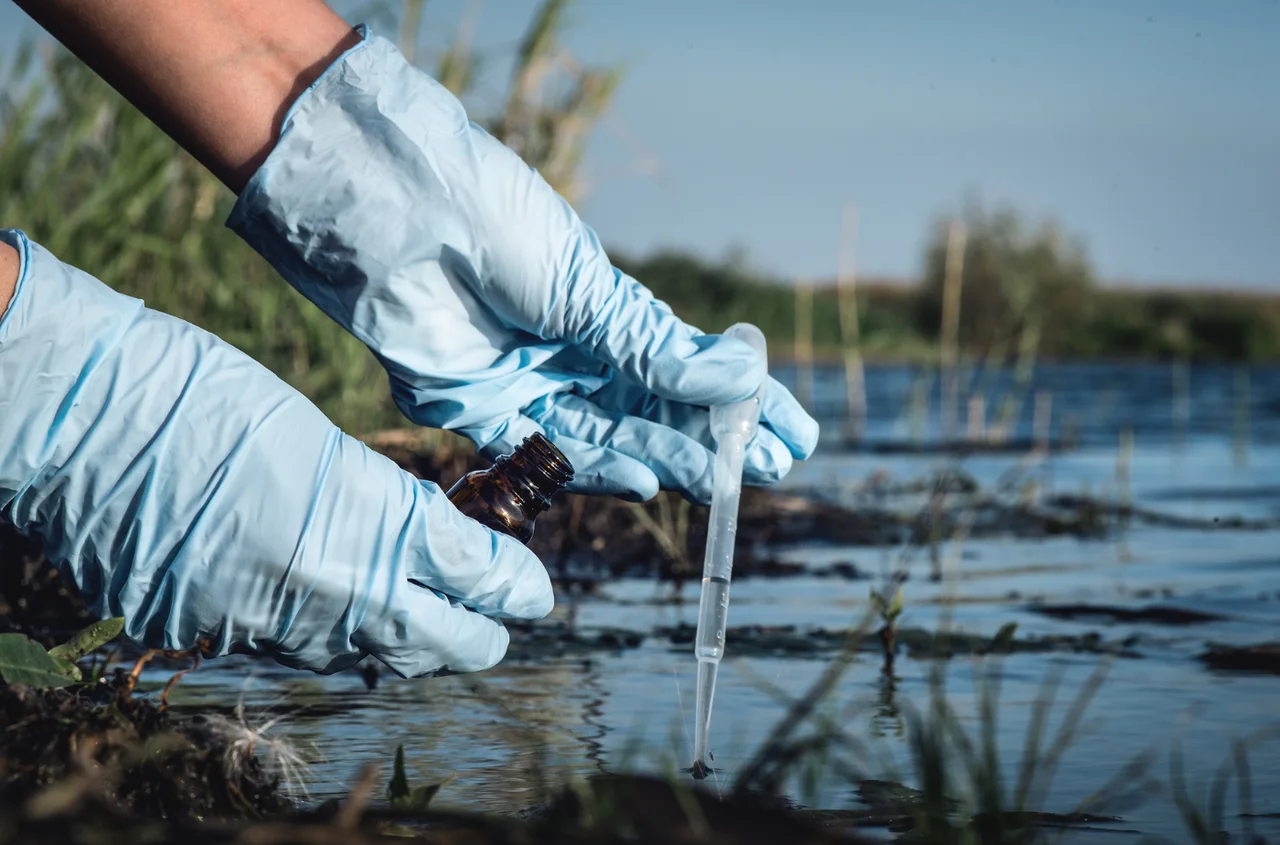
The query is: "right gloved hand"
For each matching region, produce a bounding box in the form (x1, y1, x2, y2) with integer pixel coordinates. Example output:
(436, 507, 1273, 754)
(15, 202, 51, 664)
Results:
(229, 27, 819, 507)
(0, 229, 553, 677)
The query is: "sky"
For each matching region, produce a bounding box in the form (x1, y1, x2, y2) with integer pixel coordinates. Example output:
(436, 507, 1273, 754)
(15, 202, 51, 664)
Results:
(1, 1, 1277, 288)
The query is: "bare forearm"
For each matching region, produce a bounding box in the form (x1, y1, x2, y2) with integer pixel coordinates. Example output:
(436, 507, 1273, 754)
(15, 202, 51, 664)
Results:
(14, 0, 360, 192)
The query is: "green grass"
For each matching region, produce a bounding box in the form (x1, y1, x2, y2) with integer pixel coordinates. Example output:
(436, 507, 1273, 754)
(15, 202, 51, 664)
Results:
(1, 43, 404, 436)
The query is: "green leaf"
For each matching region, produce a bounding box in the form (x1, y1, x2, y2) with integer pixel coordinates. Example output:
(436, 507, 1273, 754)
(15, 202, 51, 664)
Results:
(887, 587, 905, 621)
(397, 781, 446, 811)
(0, 634, 75, 688)
(379, 823, 421, 838)
(49, 654, 81, 682)
(386, 744, 450, 811)
(47, 617, 125, 666)
(388, 744, 409, 804)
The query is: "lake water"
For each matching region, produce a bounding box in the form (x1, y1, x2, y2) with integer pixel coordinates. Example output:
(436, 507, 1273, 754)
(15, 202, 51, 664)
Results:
(147, 362, 1280, 842)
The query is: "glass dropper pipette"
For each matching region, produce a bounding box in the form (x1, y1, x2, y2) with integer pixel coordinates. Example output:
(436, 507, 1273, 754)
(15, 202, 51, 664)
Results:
(691, 322, 768, 779)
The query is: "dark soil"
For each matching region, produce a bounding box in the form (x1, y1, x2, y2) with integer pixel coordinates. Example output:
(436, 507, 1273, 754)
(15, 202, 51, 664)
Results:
(502, 620, 645, 661)
(0, 521, 94, 646)
(847, 779, 1135, 838)
(1198, 642, 1280, 674)
(1025, 602, 1228, 626)
(0, 766, 880, 845)
(0, 673, 284, 822)
(653, 622, 1143, 660)
(842, 437, 1077, 457)
(1044, 495, 1280, 532)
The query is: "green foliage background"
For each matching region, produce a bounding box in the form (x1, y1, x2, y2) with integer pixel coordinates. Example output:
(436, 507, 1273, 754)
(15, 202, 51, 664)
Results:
(3, 23, 1277, 441)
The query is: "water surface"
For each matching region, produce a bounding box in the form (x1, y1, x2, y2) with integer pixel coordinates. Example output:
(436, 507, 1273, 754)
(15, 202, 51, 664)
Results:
(149, 363, 1280, 842)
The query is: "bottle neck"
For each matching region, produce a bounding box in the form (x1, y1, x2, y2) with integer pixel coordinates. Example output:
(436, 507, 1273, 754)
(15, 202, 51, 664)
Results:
(490, 433, 574, 515)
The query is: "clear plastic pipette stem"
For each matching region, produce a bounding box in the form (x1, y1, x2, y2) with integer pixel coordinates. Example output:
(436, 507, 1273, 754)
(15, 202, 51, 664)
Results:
(691, 323, 767, 776)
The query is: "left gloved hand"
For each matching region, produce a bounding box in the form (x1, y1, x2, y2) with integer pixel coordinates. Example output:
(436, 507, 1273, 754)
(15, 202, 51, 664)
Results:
(0, 229, 553, 678)
(229, 27, 818, 505)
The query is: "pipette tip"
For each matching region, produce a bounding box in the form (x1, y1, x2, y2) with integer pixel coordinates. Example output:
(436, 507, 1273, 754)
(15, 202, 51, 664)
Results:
(688, 759, 713, 780)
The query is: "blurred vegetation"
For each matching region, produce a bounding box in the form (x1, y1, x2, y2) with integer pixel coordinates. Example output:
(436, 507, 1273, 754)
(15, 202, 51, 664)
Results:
(0, 0, 623, 437)
(913, 200, 1280, 362)
(915, 202, 1094, 361)
(610, 249, 937, 361)
(0, 41, 401, 436)
(2, 1, 1277, 449)
(615, 202, 1280, 365)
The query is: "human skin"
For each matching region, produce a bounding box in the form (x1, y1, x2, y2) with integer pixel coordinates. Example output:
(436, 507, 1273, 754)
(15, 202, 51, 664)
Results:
(0, 240, 16, 318)
(12, 0, 361, 193)
(4, 2, 356, 310)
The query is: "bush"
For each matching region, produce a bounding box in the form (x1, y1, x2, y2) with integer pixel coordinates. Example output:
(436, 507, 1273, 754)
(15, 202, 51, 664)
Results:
(914, 200, 1097, 359)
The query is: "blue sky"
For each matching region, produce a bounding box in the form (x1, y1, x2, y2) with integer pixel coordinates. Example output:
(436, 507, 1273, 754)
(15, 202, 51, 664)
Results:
(2, 1, 1277, 288)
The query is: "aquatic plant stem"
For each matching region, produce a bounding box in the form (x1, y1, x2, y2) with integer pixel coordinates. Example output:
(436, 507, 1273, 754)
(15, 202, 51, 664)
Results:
(836, 204, 867, 440)
(939, 220, 967, 441)
(793, 281, 814, 410)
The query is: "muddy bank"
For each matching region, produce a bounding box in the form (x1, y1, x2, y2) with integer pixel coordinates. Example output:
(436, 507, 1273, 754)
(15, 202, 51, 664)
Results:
(1026, 602, 1228, 626)
(0, 665, 878, 844)
(0, 670, 1137, 845)
(840, 779, 1134, 837)
(492, 619, 1145, 662)
(367, 435, 1269, 587)
(839, 437, 1077, 456)
(3, 437, 1270, 634)
(656, 622, 1144, 660)
(0, 674, 283, 823)
(502, 619, 645, 662)
(1199, 642, 1280, 674)
(0, 766, 879, 845)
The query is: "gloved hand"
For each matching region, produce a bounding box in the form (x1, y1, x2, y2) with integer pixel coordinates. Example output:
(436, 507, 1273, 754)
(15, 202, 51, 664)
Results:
(228, 26, 819, 505)
(0, 229, 552, 677)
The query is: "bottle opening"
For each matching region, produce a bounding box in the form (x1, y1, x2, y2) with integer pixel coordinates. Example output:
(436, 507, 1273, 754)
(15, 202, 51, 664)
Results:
(512, 432, 574, 489)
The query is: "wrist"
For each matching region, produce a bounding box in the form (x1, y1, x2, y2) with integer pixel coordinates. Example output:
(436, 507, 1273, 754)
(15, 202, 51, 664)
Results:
(227, 30, 570, 433)
(228, 22, 366, 190)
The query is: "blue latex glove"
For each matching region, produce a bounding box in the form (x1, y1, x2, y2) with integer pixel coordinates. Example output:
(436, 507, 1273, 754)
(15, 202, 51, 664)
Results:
(0, 229, 552, 677)
(228, 26, 819, 505)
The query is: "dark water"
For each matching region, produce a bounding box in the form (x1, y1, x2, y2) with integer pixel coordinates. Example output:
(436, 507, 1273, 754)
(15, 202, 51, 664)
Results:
(144, 363, 1280, 842)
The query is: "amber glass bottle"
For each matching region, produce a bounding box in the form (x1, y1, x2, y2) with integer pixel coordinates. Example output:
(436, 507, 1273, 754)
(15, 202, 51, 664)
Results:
(445, 433, 574, 544)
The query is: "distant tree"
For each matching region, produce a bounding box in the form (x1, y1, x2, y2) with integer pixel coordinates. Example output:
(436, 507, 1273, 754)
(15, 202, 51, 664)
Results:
(915, 201, 1097, 359)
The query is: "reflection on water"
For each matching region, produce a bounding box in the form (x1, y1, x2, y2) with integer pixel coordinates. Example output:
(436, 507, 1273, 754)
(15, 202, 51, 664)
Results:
(135, 364, 1280, 841)
(870, 671, 904, 741)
